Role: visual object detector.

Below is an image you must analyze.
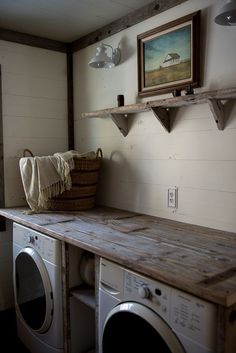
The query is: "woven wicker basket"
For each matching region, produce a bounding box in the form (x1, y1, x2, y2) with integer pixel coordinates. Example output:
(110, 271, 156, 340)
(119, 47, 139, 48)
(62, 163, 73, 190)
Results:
(47, 197, 96, 211)
(73, 149, 102, 171)
(71, 171, 99, 185)
(47, 148, 103, 211)
(51, 185, 97, 199)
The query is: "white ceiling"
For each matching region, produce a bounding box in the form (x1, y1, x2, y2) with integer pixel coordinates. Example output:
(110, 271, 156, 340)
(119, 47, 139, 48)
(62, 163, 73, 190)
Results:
(0, 0, 155, 42)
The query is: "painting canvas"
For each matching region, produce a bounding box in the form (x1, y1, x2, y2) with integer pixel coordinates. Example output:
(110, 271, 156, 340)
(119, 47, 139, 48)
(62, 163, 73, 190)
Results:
(137, 11, 200, 97)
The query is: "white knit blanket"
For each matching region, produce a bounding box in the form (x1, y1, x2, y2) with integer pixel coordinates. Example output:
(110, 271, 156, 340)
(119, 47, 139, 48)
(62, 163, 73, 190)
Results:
(19, 150, 96, 212)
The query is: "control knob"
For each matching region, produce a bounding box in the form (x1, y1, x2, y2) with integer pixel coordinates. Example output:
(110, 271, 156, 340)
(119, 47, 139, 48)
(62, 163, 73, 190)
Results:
(138, 285, 150, 299)
(27, 235, 35, 244)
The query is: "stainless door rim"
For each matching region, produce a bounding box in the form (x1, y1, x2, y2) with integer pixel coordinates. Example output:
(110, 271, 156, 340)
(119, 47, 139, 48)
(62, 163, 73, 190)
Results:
(103, 302, 185, 353)
(14, 246, 53, 333)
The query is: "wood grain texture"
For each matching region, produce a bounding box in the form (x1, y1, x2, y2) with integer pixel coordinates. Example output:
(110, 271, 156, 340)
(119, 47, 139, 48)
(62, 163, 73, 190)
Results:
(0, 67, 4, 207)
(71, 0, 189, 52)
(67, 51, 74, 150)
(0, 67, 5, 231)
(1, 206, 236, 307)
(82, 87, 236, 116)
(217, 304, 236, 353)
(61, 242, 70, 353)
(82, 87, 236, 134)
(0, 27, 68, 53)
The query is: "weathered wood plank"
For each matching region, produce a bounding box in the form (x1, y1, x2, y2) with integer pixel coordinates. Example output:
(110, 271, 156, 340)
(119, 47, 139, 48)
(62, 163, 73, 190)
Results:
(1, 206, 236, 306)
(71, 0, 189, 52)
(61, 242, 70, 353)
(0, 66, 5, 231)
(82, 87, 236, 135)
(217, 304, 236, 353)
(67, 51, 75, 149)
(0, 27, 68, 53)
(0, 207, 76, 228)
(37, 219, 236, 306)
(82, 87, 236, 119)
(81, 102, 149, 118)
(82, 87, 236, 113)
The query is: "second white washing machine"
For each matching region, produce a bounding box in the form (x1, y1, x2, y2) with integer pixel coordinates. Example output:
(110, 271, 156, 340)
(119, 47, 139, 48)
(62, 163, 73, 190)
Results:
(99, 258, 218, 353)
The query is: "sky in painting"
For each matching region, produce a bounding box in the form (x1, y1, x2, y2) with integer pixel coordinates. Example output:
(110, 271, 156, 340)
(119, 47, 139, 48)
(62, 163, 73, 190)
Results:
(144, 24, 191, 72)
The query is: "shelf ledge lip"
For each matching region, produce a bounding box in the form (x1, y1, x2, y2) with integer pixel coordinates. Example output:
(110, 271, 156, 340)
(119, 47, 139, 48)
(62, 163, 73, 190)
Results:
(82, 87, 236, 118)
(81, 87, 236, 135)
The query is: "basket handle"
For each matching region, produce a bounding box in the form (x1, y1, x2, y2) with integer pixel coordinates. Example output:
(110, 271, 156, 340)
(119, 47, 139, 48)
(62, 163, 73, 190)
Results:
(96, 148, 103, 159)
(23, 149, 34, 157)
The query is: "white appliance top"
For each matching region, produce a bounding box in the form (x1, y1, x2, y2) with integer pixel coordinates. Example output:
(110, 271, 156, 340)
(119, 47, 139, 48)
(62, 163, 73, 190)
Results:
(13, 222, 61, 265)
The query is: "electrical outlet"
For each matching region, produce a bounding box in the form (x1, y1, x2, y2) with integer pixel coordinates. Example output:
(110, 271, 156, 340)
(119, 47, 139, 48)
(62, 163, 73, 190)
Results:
(168, 187, 178, 208)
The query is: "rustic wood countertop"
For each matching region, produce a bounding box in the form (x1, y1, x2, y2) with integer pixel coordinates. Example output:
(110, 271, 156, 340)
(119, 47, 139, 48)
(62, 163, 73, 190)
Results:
(1, 206, 236, 308)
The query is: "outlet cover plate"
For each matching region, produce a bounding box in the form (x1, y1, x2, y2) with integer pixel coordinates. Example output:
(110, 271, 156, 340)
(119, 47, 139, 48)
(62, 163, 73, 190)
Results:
(168, 187, 178, 208)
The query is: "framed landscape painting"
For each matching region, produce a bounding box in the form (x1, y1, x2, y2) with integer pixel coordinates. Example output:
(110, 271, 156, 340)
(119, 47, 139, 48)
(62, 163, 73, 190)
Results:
(137, 11, 200, 97)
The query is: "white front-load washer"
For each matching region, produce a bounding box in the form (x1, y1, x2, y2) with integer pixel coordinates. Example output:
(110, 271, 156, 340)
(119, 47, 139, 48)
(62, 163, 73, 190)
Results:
(99, 258, 218, 353)
(13, 222, 64, 353)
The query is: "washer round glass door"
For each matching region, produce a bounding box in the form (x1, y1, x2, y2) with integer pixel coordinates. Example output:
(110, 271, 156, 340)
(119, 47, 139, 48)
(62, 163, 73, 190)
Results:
(102, 302, 185, 353)
(14, 247, 53, 333)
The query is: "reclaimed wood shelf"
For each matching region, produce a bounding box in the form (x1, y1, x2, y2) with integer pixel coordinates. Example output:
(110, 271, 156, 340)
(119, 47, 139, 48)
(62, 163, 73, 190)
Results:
(70, 286, 95, 310)
(82, 87, 236, 136)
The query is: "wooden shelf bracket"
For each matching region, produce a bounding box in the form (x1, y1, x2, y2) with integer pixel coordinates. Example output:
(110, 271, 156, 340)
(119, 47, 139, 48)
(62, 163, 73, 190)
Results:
(207, 99, 224, 130)
(110, 113, 128, 137)
(151, 107, 171, 132)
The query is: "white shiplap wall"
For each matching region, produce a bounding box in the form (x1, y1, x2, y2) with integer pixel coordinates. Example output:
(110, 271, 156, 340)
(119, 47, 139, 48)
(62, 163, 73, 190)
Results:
(0, 40, 68, 207)
(0, 41, 68, 310)
(74, 0, 236, 233)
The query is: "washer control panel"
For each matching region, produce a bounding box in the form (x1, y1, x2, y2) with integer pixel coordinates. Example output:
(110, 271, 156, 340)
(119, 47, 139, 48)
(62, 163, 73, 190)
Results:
(13, 222, 61, 264)
(124, 270, 170, 321)
(123, 268, 217, 351)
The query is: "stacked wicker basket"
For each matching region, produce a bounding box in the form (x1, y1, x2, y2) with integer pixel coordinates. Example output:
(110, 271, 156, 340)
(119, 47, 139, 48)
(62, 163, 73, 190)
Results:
(47, 148, 103, 211)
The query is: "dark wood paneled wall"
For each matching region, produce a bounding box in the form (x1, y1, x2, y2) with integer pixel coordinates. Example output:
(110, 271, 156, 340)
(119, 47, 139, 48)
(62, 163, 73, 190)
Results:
(0, 66, 5, 230)
(67, 49, 74, 150)
(0, 28, 67, 52)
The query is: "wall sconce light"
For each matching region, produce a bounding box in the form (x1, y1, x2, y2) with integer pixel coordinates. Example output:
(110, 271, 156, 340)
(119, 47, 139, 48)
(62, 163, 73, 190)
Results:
(214, 0, 236, 26)
(88, 43, 121, 69)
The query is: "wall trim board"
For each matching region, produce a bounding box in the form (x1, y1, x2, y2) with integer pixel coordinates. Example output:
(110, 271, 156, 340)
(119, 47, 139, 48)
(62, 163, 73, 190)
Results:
(0, 66, 6, 231)
(0, 27, 68, 53)
(67, 50, 74, 150)
(71, 0, 189, 52)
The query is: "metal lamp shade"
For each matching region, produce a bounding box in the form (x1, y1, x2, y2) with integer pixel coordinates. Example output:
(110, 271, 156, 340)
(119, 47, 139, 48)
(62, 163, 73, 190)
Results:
(215, 0, 236, 26)
(88, 44, 115, 69)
